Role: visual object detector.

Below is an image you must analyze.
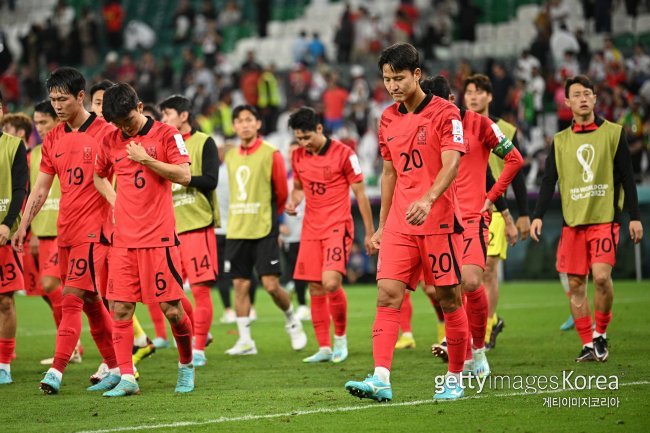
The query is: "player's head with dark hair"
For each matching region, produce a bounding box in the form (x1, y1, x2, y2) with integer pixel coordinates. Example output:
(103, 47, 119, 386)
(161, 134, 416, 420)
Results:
(90, 80, 115, 100)
(143, 104, 162, 121)
(564, 74, 594, 98)
(46, 67, 87, 123)
(421, 76, 453, 102)
(564, 74, 596, 119)
(33, 99, 59, 139)
(288, 107, 327, 153)
(102, 82, 145, 137)
(160, 95, 192, 131)
(378, 43, 420, 74)
(90, 79, 114, 118)
(378, 43, 423, 105)
(1, 112, 33, 140)
(463, 74, 493, 114)
(232, 104, 262, 143)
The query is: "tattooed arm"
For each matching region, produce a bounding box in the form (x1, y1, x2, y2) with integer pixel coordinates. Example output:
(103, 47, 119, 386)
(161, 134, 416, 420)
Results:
(11, 172, 55, 252)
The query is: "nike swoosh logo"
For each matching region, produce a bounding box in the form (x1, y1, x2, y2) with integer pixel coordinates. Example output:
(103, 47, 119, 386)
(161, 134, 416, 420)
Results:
(1, 282, 11, 287)
(387, 136, 397, 142)
(155, 291, 166, 297)
(116, 156, 127, 163)
(434, 274, 445, 280)
(55, 153, 65, 158)
(270, 260, 279, 265)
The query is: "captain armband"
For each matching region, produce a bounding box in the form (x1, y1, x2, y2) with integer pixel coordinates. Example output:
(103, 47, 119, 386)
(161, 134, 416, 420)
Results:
(492, 137, 514, 158)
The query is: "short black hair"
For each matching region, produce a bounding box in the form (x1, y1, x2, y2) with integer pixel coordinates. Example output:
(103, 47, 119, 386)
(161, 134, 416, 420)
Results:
(90, 79, 115, 99)
(46, 67, 86, 96)
(564, 74, 595, 98)
(102, 82, 139, 123)
(421, 76, 452, 100)
(159, 95, 192, 121)
(232, 104, 260, 121)
(287, 107, 321, 132)
(34, 99, 57, 118)
(378, 43, 420, 74)
(143, 104, 161, 121)
(464, 74, 493, 94)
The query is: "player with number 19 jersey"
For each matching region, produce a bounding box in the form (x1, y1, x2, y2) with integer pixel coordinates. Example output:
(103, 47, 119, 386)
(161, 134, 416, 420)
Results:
(377, 93, 466, 289)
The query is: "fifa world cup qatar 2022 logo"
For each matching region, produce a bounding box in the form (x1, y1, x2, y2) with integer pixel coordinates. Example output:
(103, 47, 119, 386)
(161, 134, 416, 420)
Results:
(576, 143, 595, 183)
(235, 165, 251, 201)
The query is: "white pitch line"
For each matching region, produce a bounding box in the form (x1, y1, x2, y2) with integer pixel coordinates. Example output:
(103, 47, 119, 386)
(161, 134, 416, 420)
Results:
(76, 380, 650, 433)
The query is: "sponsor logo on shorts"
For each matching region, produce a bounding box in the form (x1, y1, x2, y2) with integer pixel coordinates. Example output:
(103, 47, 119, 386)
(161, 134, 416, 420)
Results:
(224, 260, 231, 273)
(270, 260, 279, 265)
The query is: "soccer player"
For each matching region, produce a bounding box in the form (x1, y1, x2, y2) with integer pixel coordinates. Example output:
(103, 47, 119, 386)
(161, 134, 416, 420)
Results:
(464, 74, 529, 349)
(0, 90, 28, 385)
(345, 43, 467, 401)
(425, 76, 524, 376)
(531, 75, 643, 362)
(12, 67, 119, 394)
(89, 80, 114, 118)
(223, 104, 307, 355)
(286, 107, 375, 364)
(160, 95, 219, 367)
(95, 82, 195, 396)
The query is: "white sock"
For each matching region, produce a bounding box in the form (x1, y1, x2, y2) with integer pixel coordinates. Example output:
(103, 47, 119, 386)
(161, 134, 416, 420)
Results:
(593, 331, 606, 339)
(193, 349, 205, 356)
(178, 362, 193, 368)
(584, 342, 594, 349)
(402, 332, 413, 339)
(319, 346, 332, 353)
(0, 363, 10, 373)
(284, 305, 295, 323)
(374, 366, 390, 384)
(334, 334, 346, 340)
(236, 317, 252, 342)
(109, 368, 120, 376)
(47, 368, 63, 381)
(446, 371, 462, 386)
(133, 334, 147, 347)
(122, 374, 136, 384)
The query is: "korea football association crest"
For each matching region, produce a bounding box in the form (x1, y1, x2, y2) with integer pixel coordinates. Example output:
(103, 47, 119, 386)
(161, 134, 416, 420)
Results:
(83, 146, 92, 163)
(417, 126, 427, 145)
(576, 143, 595, 183)
(146, 146, 157, 159)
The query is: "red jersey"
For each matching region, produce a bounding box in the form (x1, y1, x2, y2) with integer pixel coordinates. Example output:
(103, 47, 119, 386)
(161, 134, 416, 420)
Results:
(40, 113, 114, 247)
(456, 109, 523, 221)
(379, 94, 465, 235)
(292, 138, 364, 240)
(95, 117, 190, 248)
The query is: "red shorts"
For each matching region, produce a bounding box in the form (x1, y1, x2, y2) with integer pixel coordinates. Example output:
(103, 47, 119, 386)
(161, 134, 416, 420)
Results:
(377, 229, 462, 289)
(22, 249, 43, 296)
(556, 223, 620, 276)
(178, 227, 218, 285)
(462, 217, 490, 269)
(0, 245, 24, 294)
(107, 246, 185, 304)
(294, 229, 353, 281)
(38, 237, 60, 279)
(59, 243, 109, 294)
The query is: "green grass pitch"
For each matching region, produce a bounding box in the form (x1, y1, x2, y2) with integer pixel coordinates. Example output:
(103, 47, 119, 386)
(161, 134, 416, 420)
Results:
(3, 281, 649, 433)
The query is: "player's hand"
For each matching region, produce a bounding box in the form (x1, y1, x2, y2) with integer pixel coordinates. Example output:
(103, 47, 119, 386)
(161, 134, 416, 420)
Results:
(530, 218, 543, 242)
(285, 201, 298, 216)
(10, 225, 27, 251)
(516, 216, 531, 241)
(505, 219, 518, 246)
(370, 228, 383, 251)
(29, 234, 39, 256)
(629, 220, 644, 244)
(364, 233, 376, 256)
(480, 198, 493, 214)
(126, 141, 151, 164)
(0, 224, 9, 246)
(406, 195, 434, 226)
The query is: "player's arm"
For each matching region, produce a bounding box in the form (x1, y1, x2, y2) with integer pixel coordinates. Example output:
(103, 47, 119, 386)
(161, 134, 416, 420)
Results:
(126, 140, 191, 185)
(613, 130, 643, 243)
(530, 141, 559, 241)
(486, 167, 508, 213)
(1, 143, 28, 246)
(285, 178, 304, 216)
(188, 137, 219, 190)
(11, 171, 54, 251)
(406, 149, 462, 226)
(483, 127, 524, 212)
(271, 150, 289, 215)
(93, 173, 117, 207)
(350, 181, 376, 255)
(373, 159, 397, 250)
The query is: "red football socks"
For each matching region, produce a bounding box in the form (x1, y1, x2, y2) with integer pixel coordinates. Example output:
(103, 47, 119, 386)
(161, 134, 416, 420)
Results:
(112, 319, 134, 375)
(400, 290, 413, 333)
(181, 295, 195, 329)
(0, 338, 15, 364)
(372, 306, 400, 370)
(83, 299, 117, 369)
(52, 294, 84, 373)
(595, 310, 612, 335)
(147, 303, 168, 340)
(443, 307, 468, 374)
(191, 285, 213, 350)
(311, 294, 331, 347)
(465, 285, 488, 349)
(171, 313, 193, 364)
(574, 316, 594, 345)
(47, 286, 64, 328)
(328, 288, 347, 337)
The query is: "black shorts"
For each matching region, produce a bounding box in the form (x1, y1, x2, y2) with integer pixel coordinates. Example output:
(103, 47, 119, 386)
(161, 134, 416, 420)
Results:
(225, 234, 282, 279)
